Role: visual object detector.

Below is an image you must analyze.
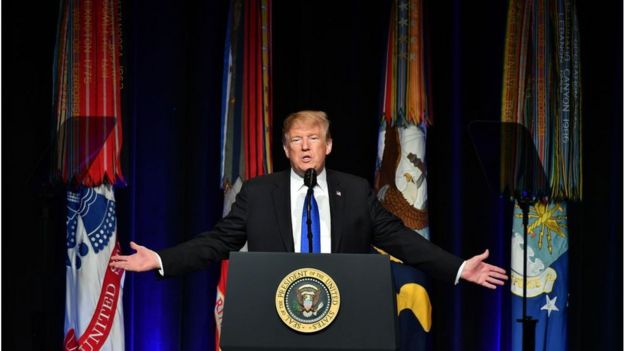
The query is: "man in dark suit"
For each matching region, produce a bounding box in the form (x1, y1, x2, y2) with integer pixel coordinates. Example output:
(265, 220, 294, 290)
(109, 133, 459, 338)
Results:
(111, 110, 507, 288)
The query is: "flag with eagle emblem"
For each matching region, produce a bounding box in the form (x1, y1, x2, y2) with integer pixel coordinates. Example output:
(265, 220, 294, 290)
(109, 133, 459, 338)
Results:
(375, 0, 433, 349)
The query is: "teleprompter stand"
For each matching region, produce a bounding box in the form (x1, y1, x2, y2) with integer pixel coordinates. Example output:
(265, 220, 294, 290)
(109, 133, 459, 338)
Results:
(469, 121, 549, 351)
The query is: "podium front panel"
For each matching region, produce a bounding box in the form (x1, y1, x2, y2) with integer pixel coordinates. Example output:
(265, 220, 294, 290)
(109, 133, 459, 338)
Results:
(220, 252, 397, 351)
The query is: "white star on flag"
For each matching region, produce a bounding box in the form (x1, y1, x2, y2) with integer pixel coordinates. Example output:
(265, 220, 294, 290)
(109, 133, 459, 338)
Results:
(541, 295, 559, 317)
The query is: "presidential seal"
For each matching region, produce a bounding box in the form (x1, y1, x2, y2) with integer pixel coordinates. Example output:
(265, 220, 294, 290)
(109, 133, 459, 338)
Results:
(275, 268, 340, 333)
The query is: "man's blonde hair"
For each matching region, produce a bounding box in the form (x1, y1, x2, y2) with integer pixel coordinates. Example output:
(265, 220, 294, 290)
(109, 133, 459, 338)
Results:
(282, 110, 331, 144)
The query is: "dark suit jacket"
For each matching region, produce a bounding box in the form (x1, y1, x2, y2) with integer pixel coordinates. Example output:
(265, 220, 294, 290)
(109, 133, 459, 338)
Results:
(159, 169, 463, 283)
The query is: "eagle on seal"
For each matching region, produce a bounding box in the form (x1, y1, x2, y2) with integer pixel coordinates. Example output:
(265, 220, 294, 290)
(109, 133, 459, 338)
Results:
(296, 284, 323, 317)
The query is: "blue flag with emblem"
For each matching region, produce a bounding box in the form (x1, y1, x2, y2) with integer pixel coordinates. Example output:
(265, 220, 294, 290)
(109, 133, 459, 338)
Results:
(502, 0, 581, 349)
(510, 201, 568, 351)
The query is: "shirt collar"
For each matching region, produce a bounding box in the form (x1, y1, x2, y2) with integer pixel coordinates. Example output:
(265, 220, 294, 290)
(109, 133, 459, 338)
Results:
(290, 168, 327, 192)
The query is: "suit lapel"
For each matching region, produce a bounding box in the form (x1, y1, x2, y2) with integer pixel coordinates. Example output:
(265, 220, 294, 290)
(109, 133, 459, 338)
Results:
(272, 171, 294, 252)
(327, 170, 344, 252)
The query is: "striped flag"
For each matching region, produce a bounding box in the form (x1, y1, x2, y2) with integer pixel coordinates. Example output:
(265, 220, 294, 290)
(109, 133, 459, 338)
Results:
(375, 0, 433, 349)
(502, 0, 581, 349)
(214, 1, 273, 349)
(53, 1, 126, 350)
(53, 0, 124, 187)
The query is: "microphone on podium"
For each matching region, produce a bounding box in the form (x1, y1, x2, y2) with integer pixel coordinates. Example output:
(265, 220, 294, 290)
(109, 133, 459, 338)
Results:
(304, 168, 317, 188)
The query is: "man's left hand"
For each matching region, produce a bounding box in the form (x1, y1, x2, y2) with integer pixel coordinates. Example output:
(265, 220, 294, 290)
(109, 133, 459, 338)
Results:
(461, 249, 508, 289)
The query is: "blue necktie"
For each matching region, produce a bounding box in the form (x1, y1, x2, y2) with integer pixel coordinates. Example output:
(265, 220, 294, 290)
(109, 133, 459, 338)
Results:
(301, 191, 321, 253)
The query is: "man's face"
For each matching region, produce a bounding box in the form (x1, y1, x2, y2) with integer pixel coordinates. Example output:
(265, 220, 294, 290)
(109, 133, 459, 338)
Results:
(283, 122, 332, 176)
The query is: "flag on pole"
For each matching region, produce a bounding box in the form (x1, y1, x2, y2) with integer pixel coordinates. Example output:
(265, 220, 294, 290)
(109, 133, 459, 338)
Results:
(502, 0, 581, 349)
(53, 0, 126, 350)
(215, 1, 273, 349)
(375, 0, 433, 349)
(53, 0, 125, 187)
(510, 201, 568, 351)
(64, 185, 125, 351)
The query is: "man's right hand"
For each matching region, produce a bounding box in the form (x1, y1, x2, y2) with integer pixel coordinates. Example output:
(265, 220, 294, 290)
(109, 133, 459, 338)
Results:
(110, 241, 161, 272)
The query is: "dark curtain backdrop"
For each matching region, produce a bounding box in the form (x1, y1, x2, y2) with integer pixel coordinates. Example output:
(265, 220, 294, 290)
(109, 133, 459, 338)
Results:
(2, 1, 621, 351)
(118, 2, 229, 350)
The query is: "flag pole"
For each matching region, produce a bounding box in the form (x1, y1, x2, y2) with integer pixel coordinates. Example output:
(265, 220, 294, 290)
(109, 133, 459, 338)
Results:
(517, 197, 537, 351)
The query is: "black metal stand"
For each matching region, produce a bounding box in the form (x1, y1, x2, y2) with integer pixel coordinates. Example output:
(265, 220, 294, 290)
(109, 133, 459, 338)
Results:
(516, 198, 537, 351)
(305, 188, 314, 253)
(467, 121, 547, 351)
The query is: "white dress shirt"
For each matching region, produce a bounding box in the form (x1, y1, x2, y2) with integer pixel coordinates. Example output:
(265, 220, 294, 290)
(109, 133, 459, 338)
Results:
(290, 169, 332, 253)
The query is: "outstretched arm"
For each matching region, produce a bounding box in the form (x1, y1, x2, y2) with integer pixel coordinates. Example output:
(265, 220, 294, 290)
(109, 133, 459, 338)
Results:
(460, 249, 508, 289)
(110, 241, 161, 272)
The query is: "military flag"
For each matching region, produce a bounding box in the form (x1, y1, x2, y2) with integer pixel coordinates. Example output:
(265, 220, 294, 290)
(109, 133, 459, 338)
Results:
(214, 1, 273, 349)
(375, 0, 433, 349)
(502, 0, 581, 349)
(53, 0, 126, 350)
(509, 201, 569, 351)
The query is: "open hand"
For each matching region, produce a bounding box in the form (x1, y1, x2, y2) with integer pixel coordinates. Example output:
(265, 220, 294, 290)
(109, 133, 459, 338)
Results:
(110, 241, 160, 272)
(460, 249, 508, 289)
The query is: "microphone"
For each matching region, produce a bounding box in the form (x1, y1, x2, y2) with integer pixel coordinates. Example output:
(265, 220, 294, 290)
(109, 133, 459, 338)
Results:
(303, 168, 317, 253)
(304, 168, 317, 188)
